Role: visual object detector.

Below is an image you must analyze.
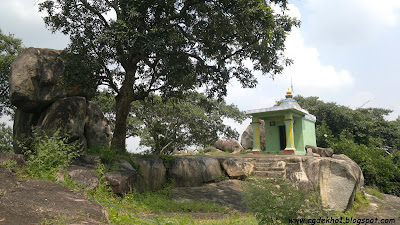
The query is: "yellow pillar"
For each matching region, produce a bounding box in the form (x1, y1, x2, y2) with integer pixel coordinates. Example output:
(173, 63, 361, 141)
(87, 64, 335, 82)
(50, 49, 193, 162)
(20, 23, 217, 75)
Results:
(283, 113, 295, 154)
(251, 117, 261, 154)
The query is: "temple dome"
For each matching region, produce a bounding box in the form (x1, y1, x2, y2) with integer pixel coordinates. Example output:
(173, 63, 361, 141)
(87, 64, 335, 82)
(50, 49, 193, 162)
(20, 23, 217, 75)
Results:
(280, 89, 301, 108)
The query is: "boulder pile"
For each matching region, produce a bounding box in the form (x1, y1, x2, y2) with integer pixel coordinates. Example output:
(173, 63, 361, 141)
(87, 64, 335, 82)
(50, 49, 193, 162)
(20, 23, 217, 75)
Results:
(9, 48, 111, 153)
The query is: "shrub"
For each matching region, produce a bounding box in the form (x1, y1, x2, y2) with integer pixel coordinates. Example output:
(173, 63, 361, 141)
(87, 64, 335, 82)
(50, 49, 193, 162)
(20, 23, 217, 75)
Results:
(329, 132, 400, 196)
(244, 179, 327, 225)
(0, 122, 13, 153)
(22, 128, 82, 180)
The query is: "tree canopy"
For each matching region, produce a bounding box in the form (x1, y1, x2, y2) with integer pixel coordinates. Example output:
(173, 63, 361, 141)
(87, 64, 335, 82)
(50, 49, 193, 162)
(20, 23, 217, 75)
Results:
(282, 95, 400, 149)
(94, 91, 246, 154)
(39, 0, 299, 151)
(0, 29, 23, 117)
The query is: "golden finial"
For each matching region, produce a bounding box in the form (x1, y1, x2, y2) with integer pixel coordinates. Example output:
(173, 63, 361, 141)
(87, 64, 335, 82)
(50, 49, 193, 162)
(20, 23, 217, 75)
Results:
(286, 89, 292, 95)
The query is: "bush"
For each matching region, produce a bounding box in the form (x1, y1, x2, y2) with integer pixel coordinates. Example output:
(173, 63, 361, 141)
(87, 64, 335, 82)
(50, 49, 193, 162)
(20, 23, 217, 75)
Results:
(329, 132, 400, 196)
(244, 179, 327, 225)
(0, 122, 13, 153)
(22, 128, 82, 180)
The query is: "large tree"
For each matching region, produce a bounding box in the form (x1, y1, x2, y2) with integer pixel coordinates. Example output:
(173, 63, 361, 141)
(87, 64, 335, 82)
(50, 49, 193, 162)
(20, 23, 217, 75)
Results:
(39, 0, 299, 152)
(0, 29, 23, 117)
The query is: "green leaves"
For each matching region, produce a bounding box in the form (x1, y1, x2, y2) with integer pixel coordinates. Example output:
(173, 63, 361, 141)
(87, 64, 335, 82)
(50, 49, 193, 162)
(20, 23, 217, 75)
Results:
(22, 128, 82, 181)
(0, 123, 13, 153)
(0, 29, 23, 117)
(38, 0, 297, 151)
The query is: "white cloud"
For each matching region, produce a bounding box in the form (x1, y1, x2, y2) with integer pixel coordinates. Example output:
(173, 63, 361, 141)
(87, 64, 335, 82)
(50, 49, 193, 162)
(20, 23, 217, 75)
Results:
(278, 5, 354, 89)
(305, 0, 400, 46)
(345, 91, 375, 109)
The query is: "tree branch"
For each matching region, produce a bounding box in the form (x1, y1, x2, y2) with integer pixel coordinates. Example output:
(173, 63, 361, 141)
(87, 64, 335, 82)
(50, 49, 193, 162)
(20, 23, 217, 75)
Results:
(79, 0, 109, 27)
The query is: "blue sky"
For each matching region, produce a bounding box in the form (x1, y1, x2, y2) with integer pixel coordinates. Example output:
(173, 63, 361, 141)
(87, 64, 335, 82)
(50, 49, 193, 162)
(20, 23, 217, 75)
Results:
(1, 0, 399, 152)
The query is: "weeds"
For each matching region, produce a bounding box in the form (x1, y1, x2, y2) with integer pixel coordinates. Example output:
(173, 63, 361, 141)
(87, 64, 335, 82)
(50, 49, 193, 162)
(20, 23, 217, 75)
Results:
(365, 186, 385, 200)
(22, 128, 81, 181)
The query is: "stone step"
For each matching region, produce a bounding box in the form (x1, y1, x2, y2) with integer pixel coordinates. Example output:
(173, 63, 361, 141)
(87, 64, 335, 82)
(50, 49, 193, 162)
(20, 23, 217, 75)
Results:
(251, 170, 286, 178)
(253, 166, 285, 171)
(254, 161, 286, 169)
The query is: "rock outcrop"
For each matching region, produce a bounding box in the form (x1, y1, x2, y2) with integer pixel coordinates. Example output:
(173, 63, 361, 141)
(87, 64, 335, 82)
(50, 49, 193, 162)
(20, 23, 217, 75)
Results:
(104, 170, 144, 194)
(214, 138, 244, 154)
(168, 156, 223, 187)
(10, 48, 111, 153)
(0, 166, 108, 224)
(9, 48, 66, 112)
(219, 158, 254, 179)
(131, 157, 166, 191)
(240, 120, 265, 150)
(285, 154, 364, 212)
(305, 145, 334, 157)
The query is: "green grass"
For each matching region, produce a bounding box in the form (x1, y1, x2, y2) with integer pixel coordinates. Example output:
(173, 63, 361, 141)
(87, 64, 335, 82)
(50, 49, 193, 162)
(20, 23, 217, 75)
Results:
(365, 186, 385, 200)
(155, 214, 258, 225)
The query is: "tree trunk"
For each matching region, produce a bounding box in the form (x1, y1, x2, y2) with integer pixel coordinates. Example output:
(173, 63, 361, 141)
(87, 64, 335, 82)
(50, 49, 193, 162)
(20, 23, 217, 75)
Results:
(111, 71, 135, 152)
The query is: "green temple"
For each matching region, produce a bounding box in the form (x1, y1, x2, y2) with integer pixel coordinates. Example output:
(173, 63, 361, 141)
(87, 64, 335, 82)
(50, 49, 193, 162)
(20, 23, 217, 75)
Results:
(245, 90, 316, 155)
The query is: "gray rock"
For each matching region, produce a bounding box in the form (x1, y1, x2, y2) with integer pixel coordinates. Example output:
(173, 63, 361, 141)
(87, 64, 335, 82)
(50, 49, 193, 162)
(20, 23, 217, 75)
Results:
(104, 170, 144, 194)
(220, 158, 254, 179)
(305, 155, 364, 211)
(84, 101, 112, 148)
(131, 157, 166, 191)
(306, 148, 314, 156)
(74, 155, 101, 167)
(214, 138, 244, 154)
(12, 109, 40, 154)
(57, 165, 99, 190)
(38, 96, 87, 138)
(118, 159, 134, 171)
(169, 156, 222, 187)
(9, 48, 67, 112)
(203, 146, 223, 154)
(0, 153, 26, 167)
(305, 145, 334, 157)
(240, 120, 265, 150)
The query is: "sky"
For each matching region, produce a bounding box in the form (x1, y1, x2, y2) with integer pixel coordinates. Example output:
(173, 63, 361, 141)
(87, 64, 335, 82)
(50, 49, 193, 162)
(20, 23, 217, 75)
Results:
(1, 0, 399, 152)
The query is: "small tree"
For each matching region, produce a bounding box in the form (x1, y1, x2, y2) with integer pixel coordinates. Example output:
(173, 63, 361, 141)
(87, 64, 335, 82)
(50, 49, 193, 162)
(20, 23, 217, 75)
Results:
(0, 29, 24, 116)
(0, 122, 13, 153)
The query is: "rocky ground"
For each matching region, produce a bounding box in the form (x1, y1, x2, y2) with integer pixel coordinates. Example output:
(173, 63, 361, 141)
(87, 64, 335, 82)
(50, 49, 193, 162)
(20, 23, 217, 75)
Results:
(0, 166, 108, 225)
(356, 192, 400, 224)
(1, 163, 399, 224)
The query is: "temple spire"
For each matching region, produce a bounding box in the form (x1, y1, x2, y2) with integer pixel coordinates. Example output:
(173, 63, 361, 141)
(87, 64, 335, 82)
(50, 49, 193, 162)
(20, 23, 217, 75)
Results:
(291, 77, 294, 94)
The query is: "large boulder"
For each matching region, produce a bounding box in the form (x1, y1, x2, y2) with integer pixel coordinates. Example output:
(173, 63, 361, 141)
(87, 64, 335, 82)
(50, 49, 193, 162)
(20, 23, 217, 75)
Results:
(104, 170, 145, 194)
(131, 157, 166, 191)
(305, 154, 364, 211)
(168, 156, 223, 187)
(9, 48, 67, 112)
(240, 120, 265, 150)
(10, 48, 112, 153)
(12, 109, 40, 154)
(214, 138, 244, 154)
(57, 165, 100, 190)
(85, 101, 112, 148)
(37, 96, 87, 149)
(305, 145, 334, 157)
(38, 96, 87, 138)
(220, 158, 254, 179)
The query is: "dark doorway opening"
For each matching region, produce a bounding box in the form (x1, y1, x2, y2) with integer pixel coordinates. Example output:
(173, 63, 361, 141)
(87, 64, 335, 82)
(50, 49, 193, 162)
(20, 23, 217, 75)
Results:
(279, 125, 286, 150)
